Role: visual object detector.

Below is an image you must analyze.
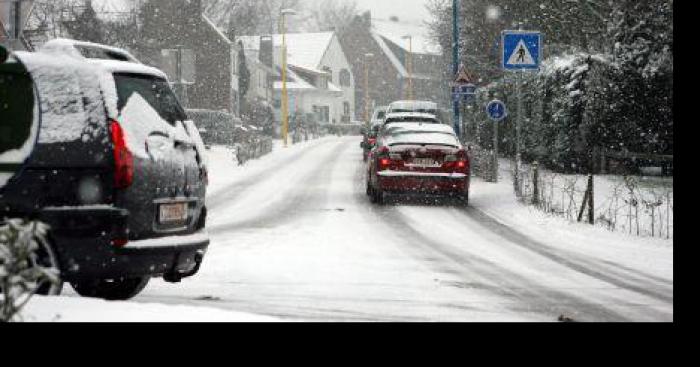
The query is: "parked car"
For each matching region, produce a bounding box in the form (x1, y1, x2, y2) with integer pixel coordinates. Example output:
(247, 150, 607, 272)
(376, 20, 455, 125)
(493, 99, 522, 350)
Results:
(382, 112, 442, 127)
(370, 106, 389, 125)
(366, 123, 470, 205)
(360, 123, 382, 162)
(0, 40, 210, 300)
(386, 100, 439, 117)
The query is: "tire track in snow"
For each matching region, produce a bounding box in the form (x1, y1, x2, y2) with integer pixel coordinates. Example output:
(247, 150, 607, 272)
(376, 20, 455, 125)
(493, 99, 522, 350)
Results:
(456, 206, 674, 305)
(207, 139, 334, 211)
(353, 155, 670, 320)
(350, 161, 614, 320)
(382, 209, 639, 321)
(207, 141, 349, 233)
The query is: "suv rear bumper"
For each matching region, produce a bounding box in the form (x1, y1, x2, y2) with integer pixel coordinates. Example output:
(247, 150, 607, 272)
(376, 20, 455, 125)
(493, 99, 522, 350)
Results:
(39, 206, 209, 283)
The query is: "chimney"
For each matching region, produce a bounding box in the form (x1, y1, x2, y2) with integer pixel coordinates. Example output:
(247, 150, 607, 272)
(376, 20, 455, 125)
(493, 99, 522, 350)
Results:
(259, 35, 273, 68)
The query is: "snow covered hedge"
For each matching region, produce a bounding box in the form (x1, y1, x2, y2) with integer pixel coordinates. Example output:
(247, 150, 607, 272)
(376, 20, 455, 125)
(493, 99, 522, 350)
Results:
(0, 219, 60, 322)
(467, 51, 673, 174)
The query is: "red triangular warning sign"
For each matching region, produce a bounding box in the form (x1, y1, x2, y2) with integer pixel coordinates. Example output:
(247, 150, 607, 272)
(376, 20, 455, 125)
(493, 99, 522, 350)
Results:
(454, 65, 475, 84)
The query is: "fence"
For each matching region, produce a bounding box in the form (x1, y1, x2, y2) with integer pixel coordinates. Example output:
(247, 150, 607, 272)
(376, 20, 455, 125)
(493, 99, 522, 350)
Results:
(518, 162, 673, 239)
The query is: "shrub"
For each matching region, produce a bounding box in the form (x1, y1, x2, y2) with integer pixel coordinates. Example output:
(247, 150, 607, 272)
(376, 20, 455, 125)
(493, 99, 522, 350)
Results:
(0, 219, 60, 322)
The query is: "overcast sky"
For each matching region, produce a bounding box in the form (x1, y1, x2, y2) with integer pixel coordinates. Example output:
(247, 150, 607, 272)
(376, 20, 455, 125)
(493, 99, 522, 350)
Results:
(353, 0, 431, 21)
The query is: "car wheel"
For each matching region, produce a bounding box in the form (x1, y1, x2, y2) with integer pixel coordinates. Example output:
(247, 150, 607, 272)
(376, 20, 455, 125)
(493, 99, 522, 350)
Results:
(374, 188, 386, 205)
(458, 192, 470, 207)
(71, 277, 150, 301)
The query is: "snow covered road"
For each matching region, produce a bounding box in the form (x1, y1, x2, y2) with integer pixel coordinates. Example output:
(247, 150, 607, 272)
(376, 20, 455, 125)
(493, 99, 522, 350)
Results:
(120, 136, 673, 321)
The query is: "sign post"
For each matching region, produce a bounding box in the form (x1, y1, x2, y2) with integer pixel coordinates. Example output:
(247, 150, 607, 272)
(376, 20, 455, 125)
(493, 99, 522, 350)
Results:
(452, 64, 476, 141)
(486, 100, 507, 183)
(502, 30, 541, 196)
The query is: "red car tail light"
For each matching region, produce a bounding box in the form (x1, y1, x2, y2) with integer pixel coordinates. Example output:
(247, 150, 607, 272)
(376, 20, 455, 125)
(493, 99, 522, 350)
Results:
(379, 158, 391, 169)
(110, 120, 134, 189)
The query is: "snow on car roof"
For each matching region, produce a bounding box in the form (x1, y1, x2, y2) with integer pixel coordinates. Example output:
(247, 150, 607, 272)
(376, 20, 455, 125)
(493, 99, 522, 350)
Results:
(383, 122, 455, 135)
(384, 124, 461, 148)
(385, 112, 438, 119)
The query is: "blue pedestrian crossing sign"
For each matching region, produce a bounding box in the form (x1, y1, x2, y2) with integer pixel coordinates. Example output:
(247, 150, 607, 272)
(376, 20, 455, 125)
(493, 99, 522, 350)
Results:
(487, 100, 507, 121)
(502, 31, 541, 71)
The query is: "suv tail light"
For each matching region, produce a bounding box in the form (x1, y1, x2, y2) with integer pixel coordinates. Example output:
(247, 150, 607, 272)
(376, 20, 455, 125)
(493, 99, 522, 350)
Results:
(110, 120, 134, 189)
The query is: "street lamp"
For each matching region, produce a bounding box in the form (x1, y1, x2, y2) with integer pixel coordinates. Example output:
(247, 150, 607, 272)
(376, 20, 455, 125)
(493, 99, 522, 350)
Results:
(401, 35, 413, 101)
(279, 8, 296, 148)
(363, 52, 374, 125)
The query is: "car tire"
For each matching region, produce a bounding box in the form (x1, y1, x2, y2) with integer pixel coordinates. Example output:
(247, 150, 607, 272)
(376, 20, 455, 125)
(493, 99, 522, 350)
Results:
(458, 192, 470, 207)
(71, 277, 150, 301)
(374, 188, 386, 205)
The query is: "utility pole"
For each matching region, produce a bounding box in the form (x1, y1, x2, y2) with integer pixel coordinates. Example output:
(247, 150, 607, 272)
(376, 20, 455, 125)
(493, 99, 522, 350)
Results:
(279, 8, 296, 148)
(364, 53, 374, 124)
(452, 0, 461, 137)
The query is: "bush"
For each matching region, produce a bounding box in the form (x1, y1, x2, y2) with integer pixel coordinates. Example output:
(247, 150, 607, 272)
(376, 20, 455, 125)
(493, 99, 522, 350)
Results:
(465, 52, 672, 174)
(186, 109, 238, 147)
(1, 219, 60, 322)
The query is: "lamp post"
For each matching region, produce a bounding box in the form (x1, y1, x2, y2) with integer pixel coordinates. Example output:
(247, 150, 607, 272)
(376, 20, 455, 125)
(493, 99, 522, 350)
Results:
(279, 8, 296, 148)
(401, 35, 413, 101)
(363, 52, 374, 125)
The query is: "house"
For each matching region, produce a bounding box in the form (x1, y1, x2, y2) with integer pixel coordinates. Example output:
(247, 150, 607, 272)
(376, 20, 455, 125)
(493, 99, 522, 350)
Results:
(129, 0, 241, 115)
(239, 32, 356, 127)
(338, 11, 446, 120)
(20, 0, 243, 116)
(240, 35, 278, 108)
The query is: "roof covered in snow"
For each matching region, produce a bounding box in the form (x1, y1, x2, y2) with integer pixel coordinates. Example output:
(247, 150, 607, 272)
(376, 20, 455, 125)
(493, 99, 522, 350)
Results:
(239, 33, 335, 74)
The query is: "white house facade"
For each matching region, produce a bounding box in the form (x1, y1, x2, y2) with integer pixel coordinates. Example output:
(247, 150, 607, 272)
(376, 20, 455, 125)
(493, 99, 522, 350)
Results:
(239, 32, 356, 126)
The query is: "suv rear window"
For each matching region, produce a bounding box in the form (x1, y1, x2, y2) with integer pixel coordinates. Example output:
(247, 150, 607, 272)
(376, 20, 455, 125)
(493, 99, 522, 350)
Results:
(0, 66, 34, 157)
(114, 73, 187, 125)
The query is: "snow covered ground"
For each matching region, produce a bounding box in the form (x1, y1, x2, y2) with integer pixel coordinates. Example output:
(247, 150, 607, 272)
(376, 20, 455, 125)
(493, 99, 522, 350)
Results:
(24, 136, 672, 322)
(21, 295, 279, 322)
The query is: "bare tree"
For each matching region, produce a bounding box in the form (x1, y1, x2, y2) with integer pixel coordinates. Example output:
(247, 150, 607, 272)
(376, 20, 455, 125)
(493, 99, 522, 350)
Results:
(308, 0, 360, 32)
(203, 0, 308, 36)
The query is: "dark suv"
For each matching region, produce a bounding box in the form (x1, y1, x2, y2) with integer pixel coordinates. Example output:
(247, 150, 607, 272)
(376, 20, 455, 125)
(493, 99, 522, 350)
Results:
(0, 40, 209, 300)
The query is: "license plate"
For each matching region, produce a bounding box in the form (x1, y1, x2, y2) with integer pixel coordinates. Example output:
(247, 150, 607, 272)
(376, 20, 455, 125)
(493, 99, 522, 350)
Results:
(159, 203, 188, 224)
(409, 158, 440, 167)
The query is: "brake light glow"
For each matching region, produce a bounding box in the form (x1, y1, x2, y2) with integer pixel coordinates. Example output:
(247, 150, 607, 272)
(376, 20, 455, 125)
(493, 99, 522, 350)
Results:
(110, 120, 134, 189)
(379, 158, 391, 168)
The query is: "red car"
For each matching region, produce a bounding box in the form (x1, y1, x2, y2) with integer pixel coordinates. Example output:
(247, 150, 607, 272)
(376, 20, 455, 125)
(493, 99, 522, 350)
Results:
(366, 123, 470, 205)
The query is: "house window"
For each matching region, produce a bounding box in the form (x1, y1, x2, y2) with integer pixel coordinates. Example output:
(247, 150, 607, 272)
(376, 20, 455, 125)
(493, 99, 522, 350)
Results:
(313, 105, 330, 123)
(343, 102, 350, 116)
(339, 69, 351, 87)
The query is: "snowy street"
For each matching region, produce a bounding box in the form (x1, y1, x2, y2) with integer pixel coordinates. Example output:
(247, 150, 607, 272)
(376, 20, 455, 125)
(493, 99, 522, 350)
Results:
(68, 136, 671, 322)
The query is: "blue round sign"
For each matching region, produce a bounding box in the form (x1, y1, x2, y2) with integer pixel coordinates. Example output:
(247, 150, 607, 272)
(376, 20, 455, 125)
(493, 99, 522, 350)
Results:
(486, 100, 507, 121)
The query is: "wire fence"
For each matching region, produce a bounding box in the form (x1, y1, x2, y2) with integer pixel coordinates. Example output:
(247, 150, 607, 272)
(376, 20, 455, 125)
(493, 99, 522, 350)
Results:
(518, 163, 673, 240)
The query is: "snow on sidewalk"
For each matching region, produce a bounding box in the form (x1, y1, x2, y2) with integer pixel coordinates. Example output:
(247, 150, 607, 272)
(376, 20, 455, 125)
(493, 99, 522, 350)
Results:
(470, 160, 673, 281)
(20, 296, 279, 322)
